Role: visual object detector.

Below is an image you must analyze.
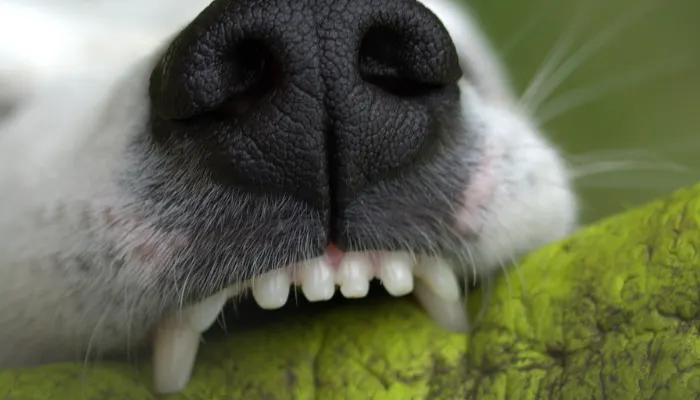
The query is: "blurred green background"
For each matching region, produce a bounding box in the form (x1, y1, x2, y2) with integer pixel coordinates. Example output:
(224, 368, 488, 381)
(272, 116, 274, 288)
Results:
(462, 0, 699, 224)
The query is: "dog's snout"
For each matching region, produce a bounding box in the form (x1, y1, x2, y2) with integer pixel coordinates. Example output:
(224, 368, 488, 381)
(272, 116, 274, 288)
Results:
(148, 0, 462, 243)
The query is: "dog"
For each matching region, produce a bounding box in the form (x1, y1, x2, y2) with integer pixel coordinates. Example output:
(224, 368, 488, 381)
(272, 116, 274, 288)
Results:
(0, 0, 577, 393)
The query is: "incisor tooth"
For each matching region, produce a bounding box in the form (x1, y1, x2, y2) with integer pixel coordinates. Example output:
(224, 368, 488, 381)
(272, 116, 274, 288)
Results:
(414, 256, 461, 302)
(337, 253, 371, 298)
(301, 257, 335, 301)
(152, 288, 230, 394)
(413, 279, 469, 333)
(252, 269, 291, 309)
(378, 252, 414, 296)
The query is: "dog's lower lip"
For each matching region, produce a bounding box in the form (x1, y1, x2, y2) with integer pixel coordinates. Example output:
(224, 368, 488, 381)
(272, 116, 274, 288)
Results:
(150, 251, 468, 394)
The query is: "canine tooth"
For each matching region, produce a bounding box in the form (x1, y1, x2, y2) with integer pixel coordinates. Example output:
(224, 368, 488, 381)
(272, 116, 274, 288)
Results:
(301, 257, 335, 301)
(413, 279, 469, 333)
(152, 289, 229, 394)
(414, 256, 461, 302)
(152, 323, 200, 395)
(252, 269, 291, 310)
(337, 253, 371, 298)
(186, 289, 232, 331)
(378, 252, 414, 296)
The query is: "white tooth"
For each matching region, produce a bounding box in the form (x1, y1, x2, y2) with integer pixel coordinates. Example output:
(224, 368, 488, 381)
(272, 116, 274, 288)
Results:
(413, 279, 469, 333)
(185, 289, 231, 332)
(414, 256, 461, 302)
(301, 257, 336, 301)
(252, 269, 291, 310)
(378, 252, 414, 296)
(337, 253, 371, 298)
(226, 283, 246, 298)
(152, 321, 200, 395)
(152, 288, 230, 395)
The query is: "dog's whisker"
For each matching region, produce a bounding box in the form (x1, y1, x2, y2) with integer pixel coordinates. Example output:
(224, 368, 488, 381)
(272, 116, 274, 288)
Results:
(537, 55, 700, 124)
(518, 0, 592, 111)
(498, 3, 549, 59)
(526, 0, 661, 114)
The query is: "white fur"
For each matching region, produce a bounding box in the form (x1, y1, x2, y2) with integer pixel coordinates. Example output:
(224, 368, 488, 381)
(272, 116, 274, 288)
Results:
(0, 0, 577, 366)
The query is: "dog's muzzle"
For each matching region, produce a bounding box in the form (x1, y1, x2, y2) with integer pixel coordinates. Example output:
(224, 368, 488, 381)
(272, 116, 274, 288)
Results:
(148, 0, 462, 247)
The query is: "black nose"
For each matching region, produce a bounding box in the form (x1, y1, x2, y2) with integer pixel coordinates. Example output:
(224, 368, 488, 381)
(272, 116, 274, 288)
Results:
(149, 0, 461, 239)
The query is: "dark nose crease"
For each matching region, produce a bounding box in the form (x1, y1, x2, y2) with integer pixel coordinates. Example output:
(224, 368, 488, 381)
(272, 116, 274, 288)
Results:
(149, 0, 462, 245)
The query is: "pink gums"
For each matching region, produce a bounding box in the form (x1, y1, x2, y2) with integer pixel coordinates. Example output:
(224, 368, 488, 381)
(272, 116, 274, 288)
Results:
(287, 243, 384, 285)
(325, 243, 345, 269)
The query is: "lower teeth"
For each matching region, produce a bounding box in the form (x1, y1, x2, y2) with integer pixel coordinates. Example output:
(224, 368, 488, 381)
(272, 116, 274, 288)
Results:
(337, 254, 372, 298)
(378, 253, 415, 296)
(300, 257, 335, 302)
(152, 286, 240, 394)
(152, 318, 201, 395)
(251, 270, 291, 310)
(412, 278, 469, 333)
(151, 253, 468, 395)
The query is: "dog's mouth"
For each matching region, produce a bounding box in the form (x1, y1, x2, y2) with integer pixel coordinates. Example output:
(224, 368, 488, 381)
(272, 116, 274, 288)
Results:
(151, 243, 467, 394)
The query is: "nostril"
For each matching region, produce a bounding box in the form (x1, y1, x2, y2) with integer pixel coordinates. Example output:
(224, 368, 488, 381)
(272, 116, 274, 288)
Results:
(215, 39, 282, 118)
(359, 26, 450, 98)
